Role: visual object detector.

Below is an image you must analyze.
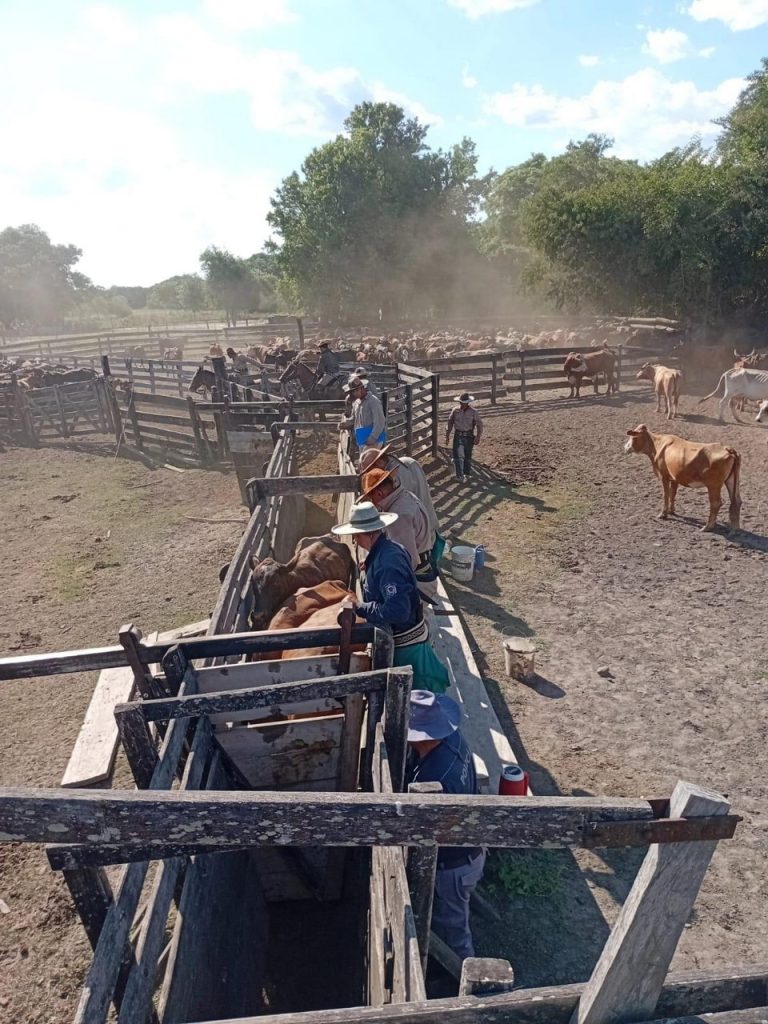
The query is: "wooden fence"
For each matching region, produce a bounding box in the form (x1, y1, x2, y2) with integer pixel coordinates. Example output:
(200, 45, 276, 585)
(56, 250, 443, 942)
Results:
(414, 344, 676, 405)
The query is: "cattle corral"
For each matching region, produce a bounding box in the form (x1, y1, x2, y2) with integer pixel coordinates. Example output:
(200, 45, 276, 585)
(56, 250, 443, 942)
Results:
(1, 354, 768, 1022)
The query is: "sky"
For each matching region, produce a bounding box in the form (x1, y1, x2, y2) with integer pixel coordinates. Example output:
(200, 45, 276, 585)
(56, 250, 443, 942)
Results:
(0, 0, 766, 286)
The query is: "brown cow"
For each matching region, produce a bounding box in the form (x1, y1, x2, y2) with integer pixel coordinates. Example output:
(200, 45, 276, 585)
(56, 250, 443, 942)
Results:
(563, 348, 617, 397)
(248, 535, 353, 630)
(636, 362, 682, 419)
(624, 424, 741, 532)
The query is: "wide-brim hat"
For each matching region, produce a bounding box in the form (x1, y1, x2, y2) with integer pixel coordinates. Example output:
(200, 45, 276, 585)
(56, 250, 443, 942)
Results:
(343, 376, 369, 393)
(407, 690, 461, 742)
(360, 467, 398, 502)
(331, 500, 398, 536)
(455, 392, 475, 404)
(357, 443, 395, 475)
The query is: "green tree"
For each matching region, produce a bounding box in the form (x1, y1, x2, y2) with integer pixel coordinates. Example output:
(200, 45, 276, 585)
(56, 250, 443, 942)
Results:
(716, 58, 768, 165)
(199, 247, 259, 325)
(176, 275, 208, 311)
(0, 224, 90, 330)
(267, 102, 488, 319)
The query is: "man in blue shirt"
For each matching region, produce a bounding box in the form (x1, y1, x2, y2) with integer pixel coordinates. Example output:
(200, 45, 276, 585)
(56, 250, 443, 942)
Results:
(339, 376, 386, 450)
(407, 690, 486, 961)
(331, 503, 449, 694)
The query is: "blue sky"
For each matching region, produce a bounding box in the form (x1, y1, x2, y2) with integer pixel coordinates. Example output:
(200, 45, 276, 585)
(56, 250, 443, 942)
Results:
(1, 0, 766, 285)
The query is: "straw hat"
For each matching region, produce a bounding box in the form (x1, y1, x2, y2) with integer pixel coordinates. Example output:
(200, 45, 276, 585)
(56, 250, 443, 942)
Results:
(360, 467, 398, 501)
(358, 443, 395, 474)
(318, 340, 330, 349)
(331, 501, 398, 536)
(407, 690, 461, 742)
(455, 392, 475, 405)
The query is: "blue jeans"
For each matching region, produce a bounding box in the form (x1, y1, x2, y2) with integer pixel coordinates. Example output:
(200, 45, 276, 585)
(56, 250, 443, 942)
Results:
(432, 850, 486, 960)
(452, 433, 474, 478)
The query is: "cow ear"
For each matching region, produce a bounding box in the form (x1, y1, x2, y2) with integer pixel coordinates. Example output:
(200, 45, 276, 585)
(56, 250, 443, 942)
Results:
(248, 555, 257, 571)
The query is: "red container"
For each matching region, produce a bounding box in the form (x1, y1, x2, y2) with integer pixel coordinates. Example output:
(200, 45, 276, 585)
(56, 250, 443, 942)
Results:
(499, 763, 529, 796)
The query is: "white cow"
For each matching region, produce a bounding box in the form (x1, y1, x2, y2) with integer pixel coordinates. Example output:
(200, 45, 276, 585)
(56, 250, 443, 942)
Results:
(756, 399, 768, 423)
(698, 367, 768, 422)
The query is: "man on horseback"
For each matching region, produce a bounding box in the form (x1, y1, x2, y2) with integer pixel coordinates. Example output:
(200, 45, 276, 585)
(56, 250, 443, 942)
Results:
(314, 340, 343, 394)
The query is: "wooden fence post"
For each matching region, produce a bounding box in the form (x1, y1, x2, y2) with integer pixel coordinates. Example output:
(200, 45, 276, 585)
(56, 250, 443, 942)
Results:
(571, 780, 730, 1024)
(115, 705, 159, 789)
(405, 383, 414, 456)
(296, 316, 305, 348)
(62, 866, 115, 949)
(407, 781, 441, 972)
(519, 350, 527, 402)
(148, 360, 156, 394)
(490, 354, 498, 406)
(617, 344, 623, 390)
(431, 372, 440, 457)
(459, 958, 516, 996)
(383, 667, 412, 793)
(53, 385, 69, 437)
(118, 624, 155, 701)
(125, 391, 144, 451)
(186, 396, 208, 465)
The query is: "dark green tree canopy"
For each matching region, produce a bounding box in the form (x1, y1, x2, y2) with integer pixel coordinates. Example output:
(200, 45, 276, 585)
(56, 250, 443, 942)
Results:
(0, 224, 90, 329)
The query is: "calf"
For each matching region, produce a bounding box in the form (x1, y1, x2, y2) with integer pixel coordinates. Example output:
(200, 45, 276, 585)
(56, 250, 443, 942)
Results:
(636, 362, 682, 419)
(756, 399, 768, 423)
(698, 367, 768, 422)
(248, 535, 353, 630)
(624, 423, 741, 532)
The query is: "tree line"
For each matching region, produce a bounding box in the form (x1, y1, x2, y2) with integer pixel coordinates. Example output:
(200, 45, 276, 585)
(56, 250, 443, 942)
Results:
(3, 58, 767, 332)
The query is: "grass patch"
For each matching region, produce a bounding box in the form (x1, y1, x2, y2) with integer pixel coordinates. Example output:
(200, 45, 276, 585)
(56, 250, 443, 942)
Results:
(481, 849, 563, 899)
(47, 553, 95, 603)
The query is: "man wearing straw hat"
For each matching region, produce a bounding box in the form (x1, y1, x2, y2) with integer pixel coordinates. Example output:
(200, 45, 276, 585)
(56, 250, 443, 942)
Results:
(358, 444, 439, 536)
(339, 374, 386, 450)
(445, 392, 483, 482)
(332, 503, 449, 694)
(407, 690, 485, 960)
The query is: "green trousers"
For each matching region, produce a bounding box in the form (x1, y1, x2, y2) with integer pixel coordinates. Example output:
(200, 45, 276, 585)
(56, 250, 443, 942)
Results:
(393, 641, 450, 694)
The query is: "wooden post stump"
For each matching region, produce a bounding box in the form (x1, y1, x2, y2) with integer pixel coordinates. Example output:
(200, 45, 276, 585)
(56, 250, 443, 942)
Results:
(459, 957, 516, 996)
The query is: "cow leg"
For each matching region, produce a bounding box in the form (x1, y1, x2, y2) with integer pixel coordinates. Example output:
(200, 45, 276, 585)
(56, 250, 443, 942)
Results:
(702, 487, 722, 531)
(658, 478, 670, 519)
(724, 468, 742, 531)
(730, 398, 743, 423)
(655, 389, 662, 414)
(668, 480, 678, 515)
(718, 396, 728, 422)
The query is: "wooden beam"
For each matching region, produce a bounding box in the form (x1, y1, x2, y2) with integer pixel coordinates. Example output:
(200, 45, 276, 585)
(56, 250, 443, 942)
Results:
(383, 667, 412, 793)
(167, 965, 768, 1024)
(458, 958, 515, 997)
(407, 782, 440, 973)
(0, 789, 660, 857)
(118, 669, 390, 723)
(572, 781, 731, 1024)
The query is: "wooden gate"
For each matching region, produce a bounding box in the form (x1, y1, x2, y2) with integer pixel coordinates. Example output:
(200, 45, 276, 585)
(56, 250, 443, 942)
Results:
(23, 378, 110, 441)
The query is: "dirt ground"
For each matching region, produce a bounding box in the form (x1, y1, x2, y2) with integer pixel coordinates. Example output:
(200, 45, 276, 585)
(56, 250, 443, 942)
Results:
(2, 388, 768, 1017)
(434, 385, 768, 986)
(0, 441, 246, 1024)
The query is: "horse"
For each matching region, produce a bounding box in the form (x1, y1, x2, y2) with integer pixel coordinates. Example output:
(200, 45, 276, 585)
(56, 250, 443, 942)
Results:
(279, 358, 344, 400)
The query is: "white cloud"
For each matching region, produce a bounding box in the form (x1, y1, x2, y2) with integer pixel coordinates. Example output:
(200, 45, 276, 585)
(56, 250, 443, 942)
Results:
(643, 28, 691, 63)
(578, 54, 601, 67)
(448, 0, 539, 19)
(462, 65, 479, 88)
(201, 0, 297, 31)
(484, 68, 745, 160)
(687, 0, 768, 31)
(699, 45, 716, 57)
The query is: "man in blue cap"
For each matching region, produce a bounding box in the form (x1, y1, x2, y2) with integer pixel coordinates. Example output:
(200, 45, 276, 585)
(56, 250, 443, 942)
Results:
(407, 690, 485, 961)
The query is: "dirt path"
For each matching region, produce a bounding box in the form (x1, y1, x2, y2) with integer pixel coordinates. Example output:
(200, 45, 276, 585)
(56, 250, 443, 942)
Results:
(436, 388, 768, 985)
(0, 442, 245, 1024)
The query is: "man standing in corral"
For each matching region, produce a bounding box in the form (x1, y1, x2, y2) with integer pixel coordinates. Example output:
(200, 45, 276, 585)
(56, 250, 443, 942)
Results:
(445, 392, 483, 482)
(407, 690, 485, 960)
(358, 444, 439, 536)
(339, 374, 386, 449)
(331, 502, 449, 694)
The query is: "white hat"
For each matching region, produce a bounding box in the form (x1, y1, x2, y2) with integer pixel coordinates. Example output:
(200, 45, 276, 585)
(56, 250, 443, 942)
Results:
(331, 500, 398, 536)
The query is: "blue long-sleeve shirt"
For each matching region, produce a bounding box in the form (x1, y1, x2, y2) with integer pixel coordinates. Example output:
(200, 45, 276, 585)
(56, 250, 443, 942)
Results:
(357, 534, 421, 630)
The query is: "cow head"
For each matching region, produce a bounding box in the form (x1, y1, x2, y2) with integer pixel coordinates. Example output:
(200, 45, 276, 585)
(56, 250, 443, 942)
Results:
(636, 362, 655, 382)
(756, 400, 768, 424)
(563, 353, 588, 375)
(248, 555, 290, 630)
(624, 424, 652, 455)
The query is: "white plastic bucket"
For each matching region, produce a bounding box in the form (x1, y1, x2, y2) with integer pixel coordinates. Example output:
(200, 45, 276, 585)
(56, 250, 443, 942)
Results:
(450, 545, 475, 582)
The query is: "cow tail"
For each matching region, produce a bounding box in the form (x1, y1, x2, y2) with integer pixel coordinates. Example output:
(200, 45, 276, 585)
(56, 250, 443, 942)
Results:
(726, 448, 741, 503)
(697, 372, 726, 404)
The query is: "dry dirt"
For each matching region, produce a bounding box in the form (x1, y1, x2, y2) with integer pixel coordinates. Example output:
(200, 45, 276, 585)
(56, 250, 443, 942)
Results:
(0, 441, 247, 1024)
(434, 386, 768, 986)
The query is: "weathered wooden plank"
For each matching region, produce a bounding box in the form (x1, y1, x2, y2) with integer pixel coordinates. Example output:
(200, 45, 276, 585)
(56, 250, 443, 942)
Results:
(407, 782, 441, 973)
(122, 665, 388, 723)
(458, 959, 516, 997)
(0, 789, 659, 856)
(572, 781, 731, 1024)
(384, 668, 412, 793)
(215, 717, 344, 789)
(179, 965, 768, 1024)
(251, 473, 359, 497)
(61, 667, 135, 787)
